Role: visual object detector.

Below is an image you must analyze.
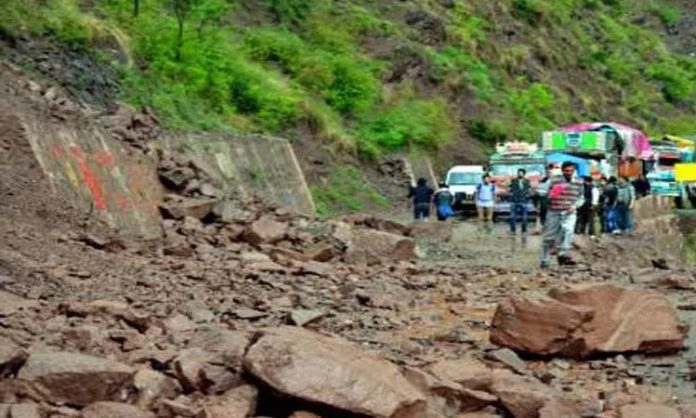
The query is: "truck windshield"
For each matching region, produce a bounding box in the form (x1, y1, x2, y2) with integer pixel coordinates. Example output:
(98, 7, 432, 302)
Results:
(490, 164, 545, 177)
(448, 172, 481, 185)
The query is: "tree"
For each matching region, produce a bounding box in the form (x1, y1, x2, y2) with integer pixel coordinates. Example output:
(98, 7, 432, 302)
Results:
(133, 0, 139, 17)
(170, 0, 199, 60)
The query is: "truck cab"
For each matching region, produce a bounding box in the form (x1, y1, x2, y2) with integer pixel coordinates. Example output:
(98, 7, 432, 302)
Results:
(445, 165, 485, 213)
(488, 143, 546, 218)
(646, 140, 684, 197)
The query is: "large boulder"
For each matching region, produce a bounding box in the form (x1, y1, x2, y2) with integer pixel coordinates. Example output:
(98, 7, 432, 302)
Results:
(333, 222, 417, 264)
(490, 284, 688, 358)
(243, 327, 426, 417)
(17, 351, 134, 406)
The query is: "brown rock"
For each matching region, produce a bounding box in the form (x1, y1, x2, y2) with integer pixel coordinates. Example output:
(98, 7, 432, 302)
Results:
(187, 326, 250, 370)
(202, 384, 257, 418)
(490, 296, 593, 357)
(81, 402, 155, 418)
(492, 372, 600, 418)
(0, 336, 27, 377)
(427, 359, 493, 390)
(551, 284, 688, 355)
(619, 403, 680, 418)
(159, 197, 218, 220)
(408, 222, 453, 242)
(243, 216, 288, 245)
(0, 291, 38, 316)
(8, 404, 41, 418)
(490, 284, 688, 358)
(158, 397, 201, 417)
(133, 369, 181, 408)
(173, 348, 237, 394)
(244, 327, 426, 417)
(333, 223, 417, 265)
(17, 351, 134, 406)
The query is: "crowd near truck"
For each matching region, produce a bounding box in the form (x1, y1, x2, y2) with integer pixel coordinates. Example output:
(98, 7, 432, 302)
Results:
(487, 142, 546, 218)
(444, 123, 696, 219)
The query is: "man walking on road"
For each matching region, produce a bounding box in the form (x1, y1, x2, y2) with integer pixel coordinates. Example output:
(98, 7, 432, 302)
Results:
(616, 176, 635, 235)
(539, 162, 585, 268)
(509, 169, 531, 235)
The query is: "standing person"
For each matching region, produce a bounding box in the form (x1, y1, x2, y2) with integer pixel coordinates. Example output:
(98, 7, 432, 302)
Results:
(539, 162, 584, 268)
(408, 177, 434, 222)
(603, 176, 619, 233)
(537, 164, 555, 227)
(508, 169, 531, 234)
(475, 174, 496, 226)
(687, 183, 696, 209)
(433, 182, 454, 221)
(596, 176, 608, 234)
(616, 176, 635, 235)
(632, 174, 651, 199)
(575, 176, 599, 236)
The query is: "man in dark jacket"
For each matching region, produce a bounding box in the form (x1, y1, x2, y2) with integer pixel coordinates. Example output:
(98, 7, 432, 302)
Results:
(508, 169, 531, 234)
(408, 178, 434, 221)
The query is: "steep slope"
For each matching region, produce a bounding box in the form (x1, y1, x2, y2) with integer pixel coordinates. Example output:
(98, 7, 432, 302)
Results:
(1, 0, 695, 213)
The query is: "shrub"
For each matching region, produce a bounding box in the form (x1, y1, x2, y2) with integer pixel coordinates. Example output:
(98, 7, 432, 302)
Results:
(358, 98, 454, 156)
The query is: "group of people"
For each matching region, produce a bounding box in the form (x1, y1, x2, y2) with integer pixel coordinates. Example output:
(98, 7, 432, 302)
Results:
(408, 161, 641, 268)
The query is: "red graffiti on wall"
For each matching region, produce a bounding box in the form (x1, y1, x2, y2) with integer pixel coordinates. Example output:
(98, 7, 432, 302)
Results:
(69, 145, 106, 211)
(93, 150, 116, 169)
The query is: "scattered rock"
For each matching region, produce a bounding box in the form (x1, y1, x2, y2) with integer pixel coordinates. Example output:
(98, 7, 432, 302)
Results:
(0, 336, 27, 377)
(244, 327, 426, 417)
(17, 351, 134, 406)
(333, 223, 417, 265)
(243, 216, 288, 245)
(202, 384, 258, 418)
(159, 197, 218, 220)
(133, 368, 182, 408)
(618, 403, 680, 418)
(485, 349, 528, 375)
(81, 402, 156, 418)
(288, 309, 326, 327)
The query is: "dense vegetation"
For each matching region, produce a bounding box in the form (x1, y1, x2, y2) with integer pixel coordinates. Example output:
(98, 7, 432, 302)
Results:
(1, 0, 695, 213)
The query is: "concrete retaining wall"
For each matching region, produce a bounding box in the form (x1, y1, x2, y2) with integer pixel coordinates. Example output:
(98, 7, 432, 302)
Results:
(18, 115, 164, 239)
(633, 196, 676, 235)
(160, 133, 315, 215)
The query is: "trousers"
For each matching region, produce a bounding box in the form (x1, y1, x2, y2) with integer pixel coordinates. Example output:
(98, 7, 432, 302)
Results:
(540, 210, 577, 264)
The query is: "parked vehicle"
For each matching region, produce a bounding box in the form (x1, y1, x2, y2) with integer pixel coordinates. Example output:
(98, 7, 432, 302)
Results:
(488, 142, 545, 218)
(445, 165, 485, 214)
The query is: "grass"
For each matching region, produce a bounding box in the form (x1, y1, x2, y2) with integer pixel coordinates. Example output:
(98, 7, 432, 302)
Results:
(311, 165, 389, 216)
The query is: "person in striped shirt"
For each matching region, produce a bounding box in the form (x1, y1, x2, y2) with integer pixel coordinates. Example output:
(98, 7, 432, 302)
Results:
(539, 161, 585, 268)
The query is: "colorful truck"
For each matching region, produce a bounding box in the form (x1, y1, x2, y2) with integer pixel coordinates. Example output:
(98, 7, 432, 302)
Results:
(540, 130, 617, 178)
(488, 142, 546, 218)
(646, 137, 695, 199)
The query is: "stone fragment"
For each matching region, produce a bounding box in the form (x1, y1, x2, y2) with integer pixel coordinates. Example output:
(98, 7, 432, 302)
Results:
(201, 384, 258, 418)
(133, 368, 181, 408)
(81, 402, 156, 418)
(333, 223, 417, 264)
(243, 216, 288, 245)
(17, 351, 134, 406)
(159, 198, 218, 220)
(619, 403, 681, 418)
(427, 359, 493, 391)
(244, 327, 426, 417)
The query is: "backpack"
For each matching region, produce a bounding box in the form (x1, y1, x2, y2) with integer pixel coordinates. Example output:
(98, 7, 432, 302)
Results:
(436, 190, 452, 206)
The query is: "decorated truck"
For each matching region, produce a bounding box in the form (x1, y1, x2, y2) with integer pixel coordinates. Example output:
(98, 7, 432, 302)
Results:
(541, 122, 653, 179)
(646, 137, 695, 199)
(540, 130, 617, 178)
(488, 142, 546, 218)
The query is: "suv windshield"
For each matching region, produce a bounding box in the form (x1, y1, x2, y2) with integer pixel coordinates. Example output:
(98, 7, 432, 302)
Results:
(490, 164, 545, 177)
(448, 172, 481, 185)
